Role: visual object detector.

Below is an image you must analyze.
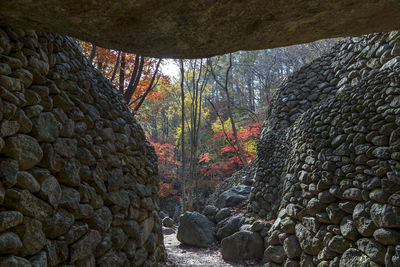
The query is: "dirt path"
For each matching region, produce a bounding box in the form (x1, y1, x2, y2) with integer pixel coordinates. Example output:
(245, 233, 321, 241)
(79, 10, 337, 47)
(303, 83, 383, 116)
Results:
(164, 232, 262, 267)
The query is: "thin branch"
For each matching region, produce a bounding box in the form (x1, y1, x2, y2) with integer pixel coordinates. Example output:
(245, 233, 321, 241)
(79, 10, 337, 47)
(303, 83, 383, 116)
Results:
(133, 58, 162, 112)
(89, 44, 96, 64)
(110, 51, 121, 82)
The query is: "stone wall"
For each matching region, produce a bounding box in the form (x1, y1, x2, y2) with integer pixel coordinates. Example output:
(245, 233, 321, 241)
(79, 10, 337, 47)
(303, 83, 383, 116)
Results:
(0, 26, 165, 266)
(258, 31, 400, 266)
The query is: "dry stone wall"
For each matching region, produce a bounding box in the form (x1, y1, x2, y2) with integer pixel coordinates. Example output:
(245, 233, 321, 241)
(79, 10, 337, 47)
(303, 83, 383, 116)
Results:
(0, 25, 165, 266)
(257, 31, 400, 266)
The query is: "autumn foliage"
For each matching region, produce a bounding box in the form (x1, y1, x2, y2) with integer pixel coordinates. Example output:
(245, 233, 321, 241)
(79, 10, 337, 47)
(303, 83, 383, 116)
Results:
(79, 42, 170, 111)
(201, 122, 262, 179)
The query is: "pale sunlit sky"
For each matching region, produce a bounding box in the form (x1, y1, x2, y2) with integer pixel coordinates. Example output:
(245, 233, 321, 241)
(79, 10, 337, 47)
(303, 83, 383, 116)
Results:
(161, 59, 180, 79)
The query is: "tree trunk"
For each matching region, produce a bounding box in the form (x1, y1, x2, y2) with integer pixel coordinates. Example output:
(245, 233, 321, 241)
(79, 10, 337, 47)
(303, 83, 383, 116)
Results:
(89, 44, 96, 64)
(179, 60, 187, 212)
(119, 54, 126, 94)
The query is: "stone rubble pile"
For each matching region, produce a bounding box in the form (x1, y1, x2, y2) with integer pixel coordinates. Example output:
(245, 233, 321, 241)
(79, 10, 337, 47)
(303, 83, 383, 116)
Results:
(0, 26, 165, 266)
(252, 31, 400, 266)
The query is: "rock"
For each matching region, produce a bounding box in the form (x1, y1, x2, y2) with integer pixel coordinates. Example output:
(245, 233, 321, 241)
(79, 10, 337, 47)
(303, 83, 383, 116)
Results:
(4, 189, 53, 220)
(283, 235, 302, 259)
(122, 220, 139, 238)
(295, 223, 323, 255)
(216, 215, 243, 240)
(162, 217, 174, 228)
(70, 230, 101, 263)
(162, 227, 175, 235)
(370, 203, 400, 228)
(356, 238, 385, 265)
(35, 173, 61, 208)
(15, 217, 46, 256)
(373, 228, 400, 245)
(138, 217, 154, 246)
(0, 158, 18, 187)
(43, 209, 74, 238)
(59, 185, 80, 211)
(31, 112, 59, 142)
(216, 185, 251, 208)
(340, 216, 358, 241)
(264, 245, 287, 263)
(16, 171, 40, 193)
(1, 1, 400, 58)
(45, 239, 68, 266)
(88, 207, 112, 232)
(2, 134, 43, 170)
(110, 227, 127, 250)
(177, 212, 215, 247)
(53, 138, 77, 159)
(65, 224, 89, 245)
(215, 208, 230, 222)
(221, 230, 264, 261)
(0, 256, 31, 267)
(0, 232, 22, 254)
(0, 211, 23, 232)
(251, 221, 264, 232)
(0, 120, 19, 137)
(328, 235, 351, 254)
(339, 248, 380, 267)
(97, 249, 128, 266)
(203, 205, 218, 216)
(29, 250, 47, 267)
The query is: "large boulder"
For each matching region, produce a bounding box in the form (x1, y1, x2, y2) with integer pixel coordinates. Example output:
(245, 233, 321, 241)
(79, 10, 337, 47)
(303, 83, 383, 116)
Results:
(1, 1, 400, 57)
(177, 212, 215, 248)
(221, 230, 264, 261)
(216, 185, 251, 208)
(216, 215, 244, 240)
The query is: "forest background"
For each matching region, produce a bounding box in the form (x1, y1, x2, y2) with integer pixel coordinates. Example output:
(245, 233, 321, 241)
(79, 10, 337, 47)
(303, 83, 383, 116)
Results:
(79, 39, 337, 217)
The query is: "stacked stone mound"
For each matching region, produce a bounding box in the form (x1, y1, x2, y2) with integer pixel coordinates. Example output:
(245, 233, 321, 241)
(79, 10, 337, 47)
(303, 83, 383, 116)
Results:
(249, 32, 400, 221)
(260, 31, 400, 266)
(0, 26, 165, 266)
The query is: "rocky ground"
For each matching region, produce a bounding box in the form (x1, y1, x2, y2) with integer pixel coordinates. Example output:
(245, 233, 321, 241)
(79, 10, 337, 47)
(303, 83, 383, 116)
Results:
(164, 233, 261, 267)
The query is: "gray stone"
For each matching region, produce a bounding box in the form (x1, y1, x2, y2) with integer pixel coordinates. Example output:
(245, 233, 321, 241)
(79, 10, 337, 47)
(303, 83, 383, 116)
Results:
(216, 185, 251, 208)
(373, 228, 400, 245)
(2, 134, 43, 170)
(203, 205, 218, 216)
(0, 211, 23, 232)
(283, 235, 302, 259)
(43, 209, 74, 239)
(15, 217, 46, 256)
(70, 230, 101, 263)
(4, 189, 53, 220)
(215, 207, 230, 222)
(29, 250, 47, 267)
(221, 230, 264, 261)
(370, 203, 400, 228)
(295, 223, 323, 255)
(356, 238, 385, 265)
(138, 217, 154, 246)
(340, 216, 358, 241)
(339, 248, 379, 267)
(31, 112, 60, 142)
(0, 256, 31, 267)
(216, 215, 243, 240)
(16, 171, 40, 193)
(264, 245, 287, 264)
(162, 227, 175, 235)
(0, 158, 18, 187)
(162, 217, 174, 228)
(88, 207, 112, 232)
(0, 232, 22, 254)
(177, 212, 215, 247)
